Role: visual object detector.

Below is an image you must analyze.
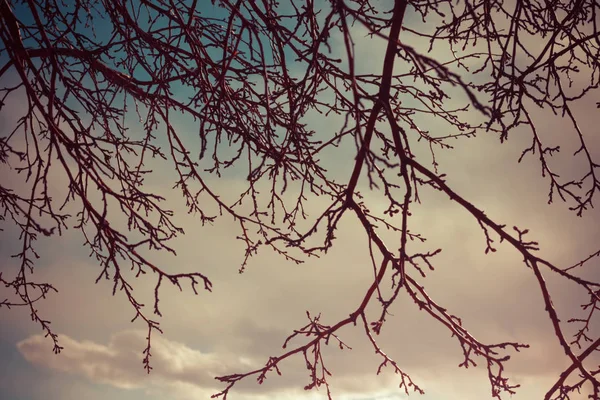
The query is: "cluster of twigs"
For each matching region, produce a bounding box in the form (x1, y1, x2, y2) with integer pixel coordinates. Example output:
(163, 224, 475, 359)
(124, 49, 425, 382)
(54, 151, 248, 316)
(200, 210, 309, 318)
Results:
(1, 0, 600, 399)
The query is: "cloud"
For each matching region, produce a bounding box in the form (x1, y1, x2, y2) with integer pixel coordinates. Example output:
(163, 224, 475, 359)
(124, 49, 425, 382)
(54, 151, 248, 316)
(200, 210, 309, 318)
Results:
(9, 157, 598, 398)
(14, 329, 422, 399)
(7, 143, 599, 400)
(16, 330, 256, 392)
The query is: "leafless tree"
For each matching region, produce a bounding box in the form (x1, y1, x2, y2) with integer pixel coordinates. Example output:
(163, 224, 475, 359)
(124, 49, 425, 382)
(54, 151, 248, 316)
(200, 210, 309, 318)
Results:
(1, 0, 600, 398)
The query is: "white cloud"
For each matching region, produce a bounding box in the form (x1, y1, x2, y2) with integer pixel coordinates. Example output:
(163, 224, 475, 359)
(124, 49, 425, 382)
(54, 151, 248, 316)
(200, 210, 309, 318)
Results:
(17, 330, 253, 392)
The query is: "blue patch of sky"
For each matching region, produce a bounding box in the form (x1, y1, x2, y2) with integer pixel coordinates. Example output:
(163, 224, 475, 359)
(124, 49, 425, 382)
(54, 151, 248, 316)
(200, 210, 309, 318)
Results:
(0, 335, 47, 400)
(5, 0, 478, 164)
(4, 2, 366, 181)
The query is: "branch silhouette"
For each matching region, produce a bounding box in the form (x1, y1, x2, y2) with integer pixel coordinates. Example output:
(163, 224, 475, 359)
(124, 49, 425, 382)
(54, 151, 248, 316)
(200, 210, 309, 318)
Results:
(1, 0, 600, 398)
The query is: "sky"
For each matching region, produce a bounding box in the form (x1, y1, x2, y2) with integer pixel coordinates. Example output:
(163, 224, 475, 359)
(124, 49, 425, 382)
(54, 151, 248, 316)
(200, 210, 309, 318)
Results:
(1, 1, 600, 400)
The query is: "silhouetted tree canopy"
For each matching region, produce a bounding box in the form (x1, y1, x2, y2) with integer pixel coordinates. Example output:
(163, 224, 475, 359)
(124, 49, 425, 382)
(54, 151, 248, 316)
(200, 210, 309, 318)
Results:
(1, 0, 600, 398)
